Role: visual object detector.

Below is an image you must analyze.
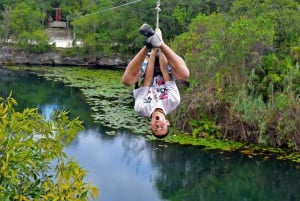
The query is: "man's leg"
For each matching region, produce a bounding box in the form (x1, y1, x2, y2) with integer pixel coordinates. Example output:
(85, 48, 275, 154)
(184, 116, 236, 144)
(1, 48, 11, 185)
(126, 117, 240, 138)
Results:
(160, 43, 190, 81)
(148, 28, 189, 81)
(159, 52, 172, 82)
(122, 46, 149, 86)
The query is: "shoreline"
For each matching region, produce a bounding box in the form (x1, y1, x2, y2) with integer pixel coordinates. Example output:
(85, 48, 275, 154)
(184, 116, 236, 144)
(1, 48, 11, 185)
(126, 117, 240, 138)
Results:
(0, 46, 128, 69)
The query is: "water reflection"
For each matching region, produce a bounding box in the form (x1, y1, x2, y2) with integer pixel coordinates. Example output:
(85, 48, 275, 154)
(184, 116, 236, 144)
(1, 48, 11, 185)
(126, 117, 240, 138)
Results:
(150, 143, 300, 201)
(1, 68, 300, 201)
(39, 104, 61, 120)
(65, 131, 162, 201)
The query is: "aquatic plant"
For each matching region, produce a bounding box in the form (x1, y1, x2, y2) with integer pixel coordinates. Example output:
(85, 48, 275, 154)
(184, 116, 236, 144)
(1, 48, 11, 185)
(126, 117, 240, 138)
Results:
(21, 66, 151, 135)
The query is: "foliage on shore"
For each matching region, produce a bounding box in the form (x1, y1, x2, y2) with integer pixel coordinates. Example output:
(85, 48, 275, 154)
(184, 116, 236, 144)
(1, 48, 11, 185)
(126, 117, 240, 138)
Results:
(171, 0, 300, 151)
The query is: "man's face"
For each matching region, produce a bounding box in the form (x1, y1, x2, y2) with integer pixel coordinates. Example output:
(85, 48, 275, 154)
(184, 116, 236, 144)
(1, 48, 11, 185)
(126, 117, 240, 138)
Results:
(150, 110, 170, 137)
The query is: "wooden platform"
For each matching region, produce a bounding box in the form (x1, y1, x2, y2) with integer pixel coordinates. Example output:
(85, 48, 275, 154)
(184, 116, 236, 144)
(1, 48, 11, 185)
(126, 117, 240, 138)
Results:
(49, 21, 67, 28)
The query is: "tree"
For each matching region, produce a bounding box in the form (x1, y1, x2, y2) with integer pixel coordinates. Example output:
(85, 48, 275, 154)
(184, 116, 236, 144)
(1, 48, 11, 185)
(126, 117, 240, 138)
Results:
(9, 2, 43, 40)
(0, 93, 98, 200)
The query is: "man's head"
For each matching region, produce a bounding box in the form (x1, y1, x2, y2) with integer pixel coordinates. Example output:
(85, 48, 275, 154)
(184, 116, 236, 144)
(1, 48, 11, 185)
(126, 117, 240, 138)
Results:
(150, 109, 170, 138)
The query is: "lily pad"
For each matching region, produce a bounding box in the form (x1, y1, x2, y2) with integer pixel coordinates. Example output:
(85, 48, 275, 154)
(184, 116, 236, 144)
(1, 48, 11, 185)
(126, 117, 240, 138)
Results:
(12, 66, 150, 135)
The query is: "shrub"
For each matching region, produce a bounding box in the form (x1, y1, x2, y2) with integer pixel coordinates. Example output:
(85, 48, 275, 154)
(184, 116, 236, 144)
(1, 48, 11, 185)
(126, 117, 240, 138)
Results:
(17, 30, 53, 53)
(0, 93, 98, 200)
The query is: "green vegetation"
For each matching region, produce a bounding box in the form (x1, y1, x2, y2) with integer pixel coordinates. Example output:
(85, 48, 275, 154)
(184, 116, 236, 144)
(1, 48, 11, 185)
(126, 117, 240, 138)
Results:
(0, 0, 299, 152)
(0, 0, 233, 54)
(171, 0, 300, 151)
(0, 1, 53, 52)
(0, 92, 98, 200)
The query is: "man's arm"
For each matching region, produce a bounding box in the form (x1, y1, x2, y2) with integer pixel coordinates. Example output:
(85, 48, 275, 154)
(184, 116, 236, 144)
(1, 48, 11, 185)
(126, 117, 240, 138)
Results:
(122, 46, 148, 86)
(160, 43, 189, 81)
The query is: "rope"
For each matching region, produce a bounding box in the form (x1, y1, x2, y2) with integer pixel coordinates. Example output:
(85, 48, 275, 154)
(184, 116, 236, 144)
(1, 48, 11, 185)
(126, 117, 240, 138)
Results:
(72, 0, 143, 20)
(155, 0, 161, 29)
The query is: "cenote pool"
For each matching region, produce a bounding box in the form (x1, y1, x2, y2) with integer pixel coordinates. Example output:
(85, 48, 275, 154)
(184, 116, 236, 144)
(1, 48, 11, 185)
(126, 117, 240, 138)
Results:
(1, 67, 300, 201)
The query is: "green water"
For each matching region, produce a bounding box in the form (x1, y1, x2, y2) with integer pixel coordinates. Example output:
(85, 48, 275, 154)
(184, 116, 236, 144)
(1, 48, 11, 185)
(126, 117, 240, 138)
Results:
(0, 67, 300, 201)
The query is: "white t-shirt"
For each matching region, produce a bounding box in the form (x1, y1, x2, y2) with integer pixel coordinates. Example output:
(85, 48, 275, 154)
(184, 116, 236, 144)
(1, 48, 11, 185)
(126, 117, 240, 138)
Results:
(133, 75, 180, 117)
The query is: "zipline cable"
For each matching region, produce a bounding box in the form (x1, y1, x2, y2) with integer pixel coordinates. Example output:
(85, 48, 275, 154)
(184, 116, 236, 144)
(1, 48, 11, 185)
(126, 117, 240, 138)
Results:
(72, 0, 143, 20)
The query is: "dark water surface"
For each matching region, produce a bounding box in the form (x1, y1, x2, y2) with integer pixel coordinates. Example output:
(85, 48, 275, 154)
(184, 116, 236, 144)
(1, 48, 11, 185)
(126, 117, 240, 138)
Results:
(1, 68, 300, 201)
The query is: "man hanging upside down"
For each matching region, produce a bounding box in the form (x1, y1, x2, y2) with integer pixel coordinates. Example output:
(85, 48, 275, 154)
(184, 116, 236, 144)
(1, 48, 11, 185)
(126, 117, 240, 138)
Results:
(122, 24, 189, 138)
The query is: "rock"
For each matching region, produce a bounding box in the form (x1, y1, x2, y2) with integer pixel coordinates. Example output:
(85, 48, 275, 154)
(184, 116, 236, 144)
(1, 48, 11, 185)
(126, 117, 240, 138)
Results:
(0, 46, 127, 69)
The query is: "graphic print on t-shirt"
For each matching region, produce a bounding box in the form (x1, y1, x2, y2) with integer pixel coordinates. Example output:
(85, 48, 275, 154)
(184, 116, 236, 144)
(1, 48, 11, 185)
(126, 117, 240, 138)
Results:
(143, 75, 168, 104)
